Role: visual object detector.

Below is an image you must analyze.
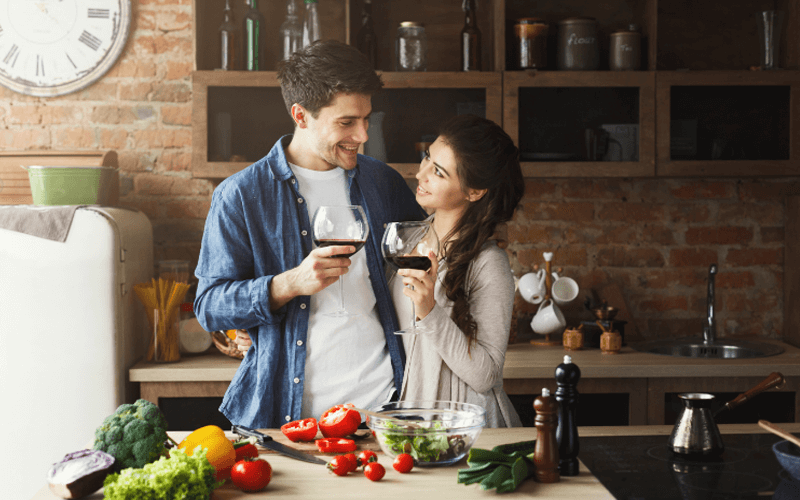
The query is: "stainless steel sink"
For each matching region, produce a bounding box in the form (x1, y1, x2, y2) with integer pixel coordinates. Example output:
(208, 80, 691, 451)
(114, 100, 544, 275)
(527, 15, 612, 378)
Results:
(631, 338, 785, 359)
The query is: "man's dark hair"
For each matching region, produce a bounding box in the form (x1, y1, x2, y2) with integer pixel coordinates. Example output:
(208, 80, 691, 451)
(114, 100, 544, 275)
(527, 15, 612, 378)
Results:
(277, 40, 384, 117)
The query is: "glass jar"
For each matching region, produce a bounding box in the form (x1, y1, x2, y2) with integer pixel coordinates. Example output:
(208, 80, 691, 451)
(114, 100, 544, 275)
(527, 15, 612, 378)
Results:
(514, 18, 548, 69)
(395, 22, 427, 71)
(557, 17, 599, 70)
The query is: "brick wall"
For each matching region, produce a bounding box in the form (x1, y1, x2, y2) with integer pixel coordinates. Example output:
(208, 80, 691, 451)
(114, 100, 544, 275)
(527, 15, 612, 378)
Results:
(0, 2, 794, 342)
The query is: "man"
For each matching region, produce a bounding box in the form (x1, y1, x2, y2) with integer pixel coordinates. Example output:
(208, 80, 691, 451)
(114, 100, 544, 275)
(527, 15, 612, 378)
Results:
(194, 40, 424, 428)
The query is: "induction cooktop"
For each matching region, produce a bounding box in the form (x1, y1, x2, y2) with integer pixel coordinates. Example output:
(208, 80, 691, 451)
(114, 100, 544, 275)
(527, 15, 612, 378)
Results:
(579, 434, 800, 499)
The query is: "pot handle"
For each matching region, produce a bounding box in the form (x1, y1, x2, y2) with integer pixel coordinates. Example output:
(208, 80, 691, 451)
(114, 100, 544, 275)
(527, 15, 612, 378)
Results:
(720, 372, 785, 415)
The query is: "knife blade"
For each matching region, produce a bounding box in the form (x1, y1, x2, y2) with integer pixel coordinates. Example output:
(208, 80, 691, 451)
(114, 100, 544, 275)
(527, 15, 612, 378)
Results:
(232, 425, 327, 465)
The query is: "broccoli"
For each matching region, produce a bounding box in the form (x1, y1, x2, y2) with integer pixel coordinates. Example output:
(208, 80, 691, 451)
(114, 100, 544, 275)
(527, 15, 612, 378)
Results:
(93, 399, 169, 470)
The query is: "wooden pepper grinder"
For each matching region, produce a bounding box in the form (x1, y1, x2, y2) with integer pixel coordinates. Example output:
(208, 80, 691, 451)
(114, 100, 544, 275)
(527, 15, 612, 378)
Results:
(555, 354, 581, 476)
(533, 387, 560, 483)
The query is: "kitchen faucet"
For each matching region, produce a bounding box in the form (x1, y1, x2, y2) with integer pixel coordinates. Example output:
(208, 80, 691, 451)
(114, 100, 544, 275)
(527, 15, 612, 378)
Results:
(704, 263, 717, 344)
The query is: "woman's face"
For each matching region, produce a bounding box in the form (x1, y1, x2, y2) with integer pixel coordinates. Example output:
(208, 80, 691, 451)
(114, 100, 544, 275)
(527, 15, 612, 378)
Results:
(414, 137, 469, 213)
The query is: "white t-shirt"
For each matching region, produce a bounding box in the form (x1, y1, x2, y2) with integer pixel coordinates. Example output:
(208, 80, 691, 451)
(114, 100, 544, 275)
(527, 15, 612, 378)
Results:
(289, 163, 395, 420)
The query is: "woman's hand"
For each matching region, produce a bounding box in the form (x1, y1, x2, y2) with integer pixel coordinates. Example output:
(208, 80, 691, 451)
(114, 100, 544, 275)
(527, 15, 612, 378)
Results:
(399, 251, 438, 321)
(232, 329, 253, 353)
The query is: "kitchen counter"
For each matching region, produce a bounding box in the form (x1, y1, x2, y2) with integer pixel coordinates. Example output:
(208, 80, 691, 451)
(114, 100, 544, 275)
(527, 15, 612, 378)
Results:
(30, 423, 800, 499)
(130, 339, 800, 425)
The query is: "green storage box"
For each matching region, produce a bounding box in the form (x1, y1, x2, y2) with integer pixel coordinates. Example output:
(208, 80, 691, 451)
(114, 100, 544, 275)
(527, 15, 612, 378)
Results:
(26, 166, 117, 206)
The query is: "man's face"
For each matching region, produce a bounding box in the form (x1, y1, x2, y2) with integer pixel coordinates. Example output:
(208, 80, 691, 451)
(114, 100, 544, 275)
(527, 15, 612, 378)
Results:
(304, 93, 372, 171)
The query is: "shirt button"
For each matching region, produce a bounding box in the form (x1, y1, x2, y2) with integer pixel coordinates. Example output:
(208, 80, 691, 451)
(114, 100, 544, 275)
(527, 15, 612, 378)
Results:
(383, 223, 387, 228)
(297, 340, 303, 346)
(294, 377, 300, 384)
(301, 230, 307, 236)
(291, 179, 296, 184)
(285, 415, 291, 422)
(300, 303, 307, 309)
(298, 198, 304, 204)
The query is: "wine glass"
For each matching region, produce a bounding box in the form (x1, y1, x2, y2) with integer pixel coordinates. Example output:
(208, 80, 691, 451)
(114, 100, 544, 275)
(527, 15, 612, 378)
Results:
(311, 205, 369, 317)
(381, 221, 440, 335)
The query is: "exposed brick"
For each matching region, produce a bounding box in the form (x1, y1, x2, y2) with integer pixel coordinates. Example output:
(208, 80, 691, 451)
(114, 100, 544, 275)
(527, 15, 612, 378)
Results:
(157, 151, 192, 172)
(761, 227, 784, 244)
(725, 248, 783, 267)
(561, 179, 632, 200)
(523, 179, 557, 198)
(8, 106, 42, 125)
(131, 129, 191, 148)
(718, 202, 782, 226)
(507, 223, 563, 244)
(669, 204, 710, 223)
(566, 224, 636, 245)
(91, 106, 138, 125)
(100, 129, 129, 150)
(74, 82, 119, 101)
(685, 226, 753, 245)
(109, 59, 158, 78)
(670, 182, 733, 199)
(641, 225, 676, 245)
(596, 247, 665, 268)
(137, 11, 157, 31)
(644, 318, 704, 340)
(122, 199, 161, 220)
(120, 82, 154, 101)
(638, 295, 689, 312)
(716, 271, 755, 289)
(552, 247, 588, 267)
(165, 199, 211, 219)
(669, 248, 719, 267)
(0, 129, 51, 149)
(154, 34, 193, 56)
(634, 269, 705, 289)
(151, 83, 191, 102)
(135, 174, 176, 195)
(597, 202, 663, 222)
(724, 292, 749, 312)
(54, 128, 95, 148)
(522, 202, 594, 222)
(162, 105, 192, 126)
(156, 10, 192, 31)
(738, 180, 800, 202)
(164, 62, 193, 80)
(133, 35, 158, 57)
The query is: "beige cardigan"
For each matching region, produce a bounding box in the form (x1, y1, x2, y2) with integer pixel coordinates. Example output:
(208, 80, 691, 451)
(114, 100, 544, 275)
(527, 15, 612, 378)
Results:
(390, 241, 522, 428)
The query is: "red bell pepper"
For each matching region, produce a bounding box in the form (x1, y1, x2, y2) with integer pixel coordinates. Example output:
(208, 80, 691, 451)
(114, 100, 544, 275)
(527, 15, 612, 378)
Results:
(316, 437, 357, 453)
(318, 404, 361, 438)
(280, 417, 319, 442)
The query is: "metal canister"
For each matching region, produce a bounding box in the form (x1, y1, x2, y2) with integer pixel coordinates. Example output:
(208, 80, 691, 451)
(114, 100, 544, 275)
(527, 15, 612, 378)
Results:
(557, 17, 599, 70)
(395, 22, 427, 71)
(609, 24, 641, 70)
(514, 18, 549, 70)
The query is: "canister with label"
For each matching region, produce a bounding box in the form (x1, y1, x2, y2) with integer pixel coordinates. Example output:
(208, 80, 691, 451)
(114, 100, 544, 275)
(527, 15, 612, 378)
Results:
(609, 24, 641, 70)
(557, 17, 599, 70)
(514, 18, 549, 70)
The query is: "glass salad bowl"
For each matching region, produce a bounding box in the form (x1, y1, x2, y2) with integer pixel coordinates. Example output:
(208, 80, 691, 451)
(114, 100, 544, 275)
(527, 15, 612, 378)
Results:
(366, 401, 486, 466)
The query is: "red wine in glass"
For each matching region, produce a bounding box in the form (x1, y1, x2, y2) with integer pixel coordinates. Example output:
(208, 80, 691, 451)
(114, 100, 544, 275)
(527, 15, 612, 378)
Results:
(313, 239, 367, 259)
(381, 221, 440, 335)
(311, 205, 369, 317)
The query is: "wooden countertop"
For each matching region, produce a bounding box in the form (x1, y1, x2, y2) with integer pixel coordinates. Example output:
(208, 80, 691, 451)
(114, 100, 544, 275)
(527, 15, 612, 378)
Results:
(30, 424, 800, 500)
(129, 339, 800, 383)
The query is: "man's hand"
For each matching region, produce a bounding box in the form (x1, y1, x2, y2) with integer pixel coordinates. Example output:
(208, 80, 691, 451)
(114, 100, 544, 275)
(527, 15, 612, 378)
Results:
(269, 245, 356, 311)
(232, 329, 252, 353)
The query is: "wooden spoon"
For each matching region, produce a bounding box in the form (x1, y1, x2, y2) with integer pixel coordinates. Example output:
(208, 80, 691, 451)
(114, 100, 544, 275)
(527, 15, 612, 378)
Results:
(758, 419, 800, 449)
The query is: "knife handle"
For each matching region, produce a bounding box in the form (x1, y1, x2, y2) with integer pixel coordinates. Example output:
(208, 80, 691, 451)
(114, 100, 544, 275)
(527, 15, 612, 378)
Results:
(232, 425, 274, 443)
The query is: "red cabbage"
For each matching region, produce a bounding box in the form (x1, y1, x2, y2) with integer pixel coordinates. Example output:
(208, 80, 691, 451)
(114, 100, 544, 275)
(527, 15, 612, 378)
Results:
(47, 449, 115, 499)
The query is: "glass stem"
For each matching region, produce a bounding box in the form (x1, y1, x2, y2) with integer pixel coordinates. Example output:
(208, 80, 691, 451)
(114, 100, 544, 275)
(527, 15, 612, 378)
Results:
(410, 285, 417, 329)
(338, 275, 345, 313)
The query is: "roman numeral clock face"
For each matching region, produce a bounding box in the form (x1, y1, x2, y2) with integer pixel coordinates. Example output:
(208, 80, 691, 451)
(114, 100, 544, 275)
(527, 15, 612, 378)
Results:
(0, 0, 131, 97)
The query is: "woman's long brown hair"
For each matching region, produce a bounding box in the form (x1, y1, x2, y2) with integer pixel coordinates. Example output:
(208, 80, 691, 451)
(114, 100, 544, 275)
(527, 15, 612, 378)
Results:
(436, 115, 525, 348)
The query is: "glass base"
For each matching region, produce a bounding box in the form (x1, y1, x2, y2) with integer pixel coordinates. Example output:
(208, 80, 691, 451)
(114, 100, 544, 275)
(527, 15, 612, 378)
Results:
(393, 326, 431, 335)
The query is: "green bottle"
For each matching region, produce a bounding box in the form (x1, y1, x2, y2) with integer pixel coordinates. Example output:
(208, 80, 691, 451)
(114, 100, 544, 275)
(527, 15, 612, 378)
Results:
(243, 0, 266, 70)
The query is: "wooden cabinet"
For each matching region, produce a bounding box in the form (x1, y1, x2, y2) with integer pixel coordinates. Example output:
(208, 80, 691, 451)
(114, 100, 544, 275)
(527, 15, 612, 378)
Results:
(191, 0, 800, 179)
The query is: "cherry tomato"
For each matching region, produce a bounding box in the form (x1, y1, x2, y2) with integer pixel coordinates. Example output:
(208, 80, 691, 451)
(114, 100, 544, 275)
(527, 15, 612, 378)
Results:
(319, 404, 361, 438)
(364, 462, 386, 481)
(358, 450, 378, 466)
(343, 453, 358, 472)
(231, 458, 272, 492)
(327, 455, 351, 476)
(232, 440, 259, 461)
(280, 417, 318, 442)
(316, 437, 357, 453)
(392, 453, 414, 473)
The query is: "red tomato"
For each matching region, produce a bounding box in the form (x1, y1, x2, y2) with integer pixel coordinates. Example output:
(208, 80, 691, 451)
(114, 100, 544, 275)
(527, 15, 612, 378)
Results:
(231, 458, 272, 492)
(392, 453, 414, 473)
(343, 453, 358, 472)
(319, 404, 361, 438)
(364, 462, 386, 481)
(316, 437, 357, 453)
(357, 450, 377, 466)
(327, 455, 351, 476)
(280, 417, 318, 442)
(233, 441, 259, 461)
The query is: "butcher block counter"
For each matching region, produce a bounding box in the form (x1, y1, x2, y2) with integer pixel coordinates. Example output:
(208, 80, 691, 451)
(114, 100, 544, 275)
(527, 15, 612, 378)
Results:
(30, 424, 800, 500)
(130, 339, 800, 425)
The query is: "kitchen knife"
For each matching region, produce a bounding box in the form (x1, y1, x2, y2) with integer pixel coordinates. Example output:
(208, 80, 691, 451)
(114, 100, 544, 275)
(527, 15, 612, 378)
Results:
(232, 425, 327, 465)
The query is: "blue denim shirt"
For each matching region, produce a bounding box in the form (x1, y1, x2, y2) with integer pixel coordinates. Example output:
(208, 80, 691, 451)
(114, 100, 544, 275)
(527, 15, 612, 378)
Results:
(194, 135, 425, 428)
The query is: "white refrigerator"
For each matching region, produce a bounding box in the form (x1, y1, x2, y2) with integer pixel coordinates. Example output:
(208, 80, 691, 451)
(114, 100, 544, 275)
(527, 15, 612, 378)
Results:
(0, 207, 153, 500)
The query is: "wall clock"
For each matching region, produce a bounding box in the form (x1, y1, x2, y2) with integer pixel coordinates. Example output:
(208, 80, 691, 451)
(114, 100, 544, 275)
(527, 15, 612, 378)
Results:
(0, 0, 131, 97)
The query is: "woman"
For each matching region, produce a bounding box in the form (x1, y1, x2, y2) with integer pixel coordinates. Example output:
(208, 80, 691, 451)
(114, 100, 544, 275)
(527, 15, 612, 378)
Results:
(392, 114, 524, 428)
